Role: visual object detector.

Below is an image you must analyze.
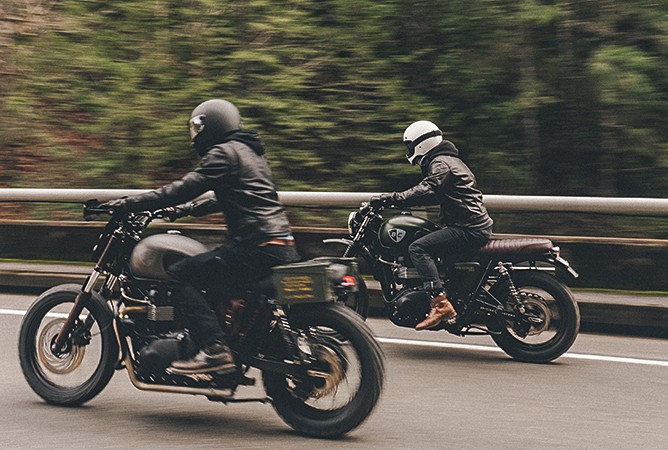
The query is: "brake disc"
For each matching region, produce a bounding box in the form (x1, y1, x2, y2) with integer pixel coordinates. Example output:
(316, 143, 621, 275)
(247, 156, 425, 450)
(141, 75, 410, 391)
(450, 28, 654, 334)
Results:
(37, 318, 86, 375)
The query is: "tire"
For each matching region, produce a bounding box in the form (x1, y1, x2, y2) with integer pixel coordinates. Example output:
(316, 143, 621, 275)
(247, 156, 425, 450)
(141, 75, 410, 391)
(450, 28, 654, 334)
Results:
(489, 271, 580, 363)
(18, 284, 119, 406)
(263, 303, 384, 438)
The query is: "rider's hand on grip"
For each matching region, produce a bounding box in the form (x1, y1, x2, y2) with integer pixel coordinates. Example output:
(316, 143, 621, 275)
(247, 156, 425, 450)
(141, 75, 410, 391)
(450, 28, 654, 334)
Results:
(369, 193, 396, 209)
(163, 204, 193, 222)
(99, 197, 128, 214)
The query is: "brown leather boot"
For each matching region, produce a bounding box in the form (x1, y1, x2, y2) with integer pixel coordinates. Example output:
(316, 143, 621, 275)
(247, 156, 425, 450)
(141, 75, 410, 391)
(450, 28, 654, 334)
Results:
(415, 293, 457, 331)
(169, 340, 236, 375)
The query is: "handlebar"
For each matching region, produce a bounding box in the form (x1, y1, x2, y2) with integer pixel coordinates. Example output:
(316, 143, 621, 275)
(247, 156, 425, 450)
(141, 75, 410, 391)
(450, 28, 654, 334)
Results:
(83, 200, 194, 222)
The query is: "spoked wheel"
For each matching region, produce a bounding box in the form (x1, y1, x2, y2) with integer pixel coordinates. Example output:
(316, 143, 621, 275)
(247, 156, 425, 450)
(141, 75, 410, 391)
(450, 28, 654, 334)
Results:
(489, 271, 580, 363)
(263, 303, 384, 438)
(18, 284, 118, 406)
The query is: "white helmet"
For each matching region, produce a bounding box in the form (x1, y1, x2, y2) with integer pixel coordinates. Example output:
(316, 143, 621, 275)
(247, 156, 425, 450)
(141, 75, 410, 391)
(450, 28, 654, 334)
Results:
(403, 120, 443, 165)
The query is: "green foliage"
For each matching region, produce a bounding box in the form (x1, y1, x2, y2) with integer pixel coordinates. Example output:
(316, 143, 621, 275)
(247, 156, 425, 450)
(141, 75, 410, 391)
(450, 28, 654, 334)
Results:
(0, 0, 667, 235)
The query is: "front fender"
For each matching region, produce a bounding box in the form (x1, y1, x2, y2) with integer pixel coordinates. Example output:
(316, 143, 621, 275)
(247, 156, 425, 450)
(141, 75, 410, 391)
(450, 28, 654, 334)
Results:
(36, 283, 113, 313)
(322, 238, 354, 247)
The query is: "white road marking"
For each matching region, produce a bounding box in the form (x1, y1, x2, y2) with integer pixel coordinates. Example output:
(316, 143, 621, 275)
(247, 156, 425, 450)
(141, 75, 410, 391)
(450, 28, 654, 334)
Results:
(3, 308, 666, 367)
(377, 336, 668, 367)
(0, 308, 68, 318)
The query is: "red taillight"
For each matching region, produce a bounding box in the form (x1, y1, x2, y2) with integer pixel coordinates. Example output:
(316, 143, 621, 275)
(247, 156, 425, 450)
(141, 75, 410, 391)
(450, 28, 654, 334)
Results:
(341, 275, 356, 287)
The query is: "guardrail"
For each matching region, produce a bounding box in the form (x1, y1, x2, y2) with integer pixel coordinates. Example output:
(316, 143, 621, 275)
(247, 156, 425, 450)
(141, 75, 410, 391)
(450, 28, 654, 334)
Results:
(0, 188, 667, 216)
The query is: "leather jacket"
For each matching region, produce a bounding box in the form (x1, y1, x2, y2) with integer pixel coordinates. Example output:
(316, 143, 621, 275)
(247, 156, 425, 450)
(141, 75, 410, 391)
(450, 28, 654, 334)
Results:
(122, 131, 292, 245)
(393, 141, 493, 230)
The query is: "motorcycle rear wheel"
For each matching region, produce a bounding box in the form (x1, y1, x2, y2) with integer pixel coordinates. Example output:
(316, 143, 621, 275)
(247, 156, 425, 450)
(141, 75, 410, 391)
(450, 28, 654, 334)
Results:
(489, 270, 580, 363)
(263, 303, 384, 438)
(18, 284, 118, 406)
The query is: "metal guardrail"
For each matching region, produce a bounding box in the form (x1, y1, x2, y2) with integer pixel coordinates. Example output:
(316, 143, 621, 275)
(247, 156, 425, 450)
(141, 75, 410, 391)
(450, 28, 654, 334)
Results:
(0, 188, 667, 216)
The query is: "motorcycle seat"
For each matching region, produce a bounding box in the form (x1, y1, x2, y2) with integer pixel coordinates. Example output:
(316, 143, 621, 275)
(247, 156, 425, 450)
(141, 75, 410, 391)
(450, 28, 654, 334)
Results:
(476, 238, 554, 257)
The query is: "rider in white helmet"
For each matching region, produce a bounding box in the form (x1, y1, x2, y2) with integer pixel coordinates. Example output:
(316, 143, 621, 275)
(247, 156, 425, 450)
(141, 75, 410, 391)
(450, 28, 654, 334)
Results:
(372, 120, 494, 330)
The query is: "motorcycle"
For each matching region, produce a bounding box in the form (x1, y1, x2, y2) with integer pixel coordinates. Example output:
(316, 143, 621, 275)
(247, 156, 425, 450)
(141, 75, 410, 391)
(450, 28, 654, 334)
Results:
(325, 202, 581, 363)
(18, 201, 384, 438)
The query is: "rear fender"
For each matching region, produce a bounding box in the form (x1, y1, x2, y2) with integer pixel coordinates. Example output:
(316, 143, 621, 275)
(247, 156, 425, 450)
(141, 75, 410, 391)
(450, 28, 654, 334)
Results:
(511, 253, 579, 280)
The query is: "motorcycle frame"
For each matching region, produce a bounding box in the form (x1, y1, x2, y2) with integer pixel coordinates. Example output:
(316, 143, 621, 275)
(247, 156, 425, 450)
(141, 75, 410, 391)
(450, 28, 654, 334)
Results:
(50, 209, 338, 402)
(326, 235, 578, 334)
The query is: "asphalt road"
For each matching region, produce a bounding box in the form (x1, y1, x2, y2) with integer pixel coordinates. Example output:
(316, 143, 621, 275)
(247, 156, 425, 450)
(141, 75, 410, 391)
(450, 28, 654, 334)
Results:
(1, 292, 667, 449)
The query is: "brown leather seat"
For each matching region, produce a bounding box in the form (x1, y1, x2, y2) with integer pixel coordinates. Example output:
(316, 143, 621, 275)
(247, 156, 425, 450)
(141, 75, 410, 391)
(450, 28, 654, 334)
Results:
(476, 238, 554, 257)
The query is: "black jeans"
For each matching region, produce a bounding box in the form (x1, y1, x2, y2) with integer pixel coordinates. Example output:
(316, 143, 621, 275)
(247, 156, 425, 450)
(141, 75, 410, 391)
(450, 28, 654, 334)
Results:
(408, 225, 492, 291)
(166, 241, 300, 347)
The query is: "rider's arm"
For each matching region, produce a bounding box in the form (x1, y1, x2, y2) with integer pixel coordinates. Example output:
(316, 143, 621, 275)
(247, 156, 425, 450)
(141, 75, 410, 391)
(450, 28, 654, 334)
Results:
(122, 146, 234, 212)
(393, 159, 452, 207)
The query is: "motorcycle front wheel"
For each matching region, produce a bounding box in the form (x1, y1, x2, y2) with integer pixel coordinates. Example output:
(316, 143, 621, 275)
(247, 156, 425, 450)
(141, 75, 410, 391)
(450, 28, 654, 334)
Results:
(489, 270, 580, 363)
(263, 303, 384, 438)
(18, 284, 118, 406)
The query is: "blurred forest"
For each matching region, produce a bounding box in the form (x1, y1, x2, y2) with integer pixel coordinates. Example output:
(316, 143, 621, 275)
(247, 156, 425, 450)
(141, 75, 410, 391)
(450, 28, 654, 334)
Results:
(0, 0, 667, 236)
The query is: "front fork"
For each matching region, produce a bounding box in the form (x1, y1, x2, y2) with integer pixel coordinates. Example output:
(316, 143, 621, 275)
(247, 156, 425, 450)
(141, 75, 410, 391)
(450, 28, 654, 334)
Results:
(51, 229, 120, 355)
(51, 271, 102, 354)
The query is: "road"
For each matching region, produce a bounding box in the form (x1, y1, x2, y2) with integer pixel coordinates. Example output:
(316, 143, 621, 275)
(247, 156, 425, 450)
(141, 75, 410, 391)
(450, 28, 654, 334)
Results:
(1, 292, 667, 449)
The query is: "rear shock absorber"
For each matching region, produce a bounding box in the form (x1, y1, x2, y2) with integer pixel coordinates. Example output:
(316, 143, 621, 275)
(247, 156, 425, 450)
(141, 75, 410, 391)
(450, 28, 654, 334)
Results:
(496, 262, 526, 314)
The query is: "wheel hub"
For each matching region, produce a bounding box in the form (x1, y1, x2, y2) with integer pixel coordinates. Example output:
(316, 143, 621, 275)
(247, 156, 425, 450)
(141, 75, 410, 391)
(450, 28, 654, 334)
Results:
(37, 318, 86, 375)
(519, 292, 551, 335)
(306, 346, 345, 398)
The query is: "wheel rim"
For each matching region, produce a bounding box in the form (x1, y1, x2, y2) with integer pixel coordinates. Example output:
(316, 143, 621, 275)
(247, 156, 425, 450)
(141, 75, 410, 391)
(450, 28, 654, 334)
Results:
(306, 345, 345, 398)
(505, 288, 561, 345)
(285, 326, 362, 412)
(31, 301, 106, 389)
(37, 318, 86, 375)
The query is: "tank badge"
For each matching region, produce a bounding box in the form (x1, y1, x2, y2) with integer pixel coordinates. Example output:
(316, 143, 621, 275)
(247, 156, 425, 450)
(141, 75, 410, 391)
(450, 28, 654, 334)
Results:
(388, 228, 406, 243)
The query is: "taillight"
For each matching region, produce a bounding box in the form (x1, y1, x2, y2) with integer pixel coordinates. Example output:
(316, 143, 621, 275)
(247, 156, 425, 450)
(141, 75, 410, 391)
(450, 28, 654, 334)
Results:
(341, 275, 356, 287)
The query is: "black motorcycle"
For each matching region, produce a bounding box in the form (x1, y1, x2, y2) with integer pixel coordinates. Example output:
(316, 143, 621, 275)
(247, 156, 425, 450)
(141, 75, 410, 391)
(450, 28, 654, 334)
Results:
(325, 203, 580, 363)
(18, 201, 384, 438)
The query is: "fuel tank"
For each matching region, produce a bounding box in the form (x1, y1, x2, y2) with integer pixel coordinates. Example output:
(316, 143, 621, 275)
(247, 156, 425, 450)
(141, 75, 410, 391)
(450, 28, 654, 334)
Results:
(129, 233, 209, 280)
(377, 213, 439, 257)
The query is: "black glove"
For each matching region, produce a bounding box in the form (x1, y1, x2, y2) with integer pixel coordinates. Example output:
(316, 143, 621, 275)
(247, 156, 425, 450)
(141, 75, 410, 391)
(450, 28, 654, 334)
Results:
(369, 193, 396, 208)
(99, 197, 128, 213)
(163, 204, 193, 222)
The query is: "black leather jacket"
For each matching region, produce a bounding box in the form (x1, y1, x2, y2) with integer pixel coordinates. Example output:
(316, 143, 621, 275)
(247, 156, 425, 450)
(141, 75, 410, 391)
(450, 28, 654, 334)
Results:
(123, 131, 292, 245)
(393, 141, 493, 230)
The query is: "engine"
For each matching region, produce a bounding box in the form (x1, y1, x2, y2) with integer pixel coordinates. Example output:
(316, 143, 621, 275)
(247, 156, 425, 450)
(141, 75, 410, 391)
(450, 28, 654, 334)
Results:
(387, 289, 431, 327)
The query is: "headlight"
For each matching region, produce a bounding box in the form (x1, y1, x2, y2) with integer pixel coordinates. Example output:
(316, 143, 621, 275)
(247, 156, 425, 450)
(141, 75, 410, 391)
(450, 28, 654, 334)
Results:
(347, 211, 358, 236)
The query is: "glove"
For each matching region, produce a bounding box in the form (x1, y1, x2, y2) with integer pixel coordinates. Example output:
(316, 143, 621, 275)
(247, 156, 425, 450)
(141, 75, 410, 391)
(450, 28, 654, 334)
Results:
(163, 204, 193, 222)
(99, 197, 128, 213)
(369, 193, 396, 208)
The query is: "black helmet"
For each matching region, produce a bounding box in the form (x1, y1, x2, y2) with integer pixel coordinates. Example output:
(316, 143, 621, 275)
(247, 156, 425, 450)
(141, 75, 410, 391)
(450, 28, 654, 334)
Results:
(189, 99, 242, 156)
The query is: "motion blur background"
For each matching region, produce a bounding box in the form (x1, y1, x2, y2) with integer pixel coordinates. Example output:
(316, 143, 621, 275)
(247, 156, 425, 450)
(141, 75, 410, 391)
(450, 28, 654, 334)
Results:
(0, 0, 667, 236)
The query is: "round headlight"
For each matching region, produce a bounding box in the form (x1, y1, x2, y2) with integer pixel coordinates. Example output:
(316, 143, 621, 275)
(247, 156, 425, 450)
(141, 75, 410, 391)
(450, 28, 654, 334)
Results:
(347, 211, 358, 236)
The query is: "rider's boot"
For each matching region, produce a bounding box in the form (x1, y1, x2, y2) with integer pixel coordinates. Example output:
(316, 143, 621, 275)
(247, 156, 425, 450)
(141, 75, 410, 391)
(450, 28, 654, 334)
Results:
(415, 292, 457, 331)
(169, 339, 236, 375)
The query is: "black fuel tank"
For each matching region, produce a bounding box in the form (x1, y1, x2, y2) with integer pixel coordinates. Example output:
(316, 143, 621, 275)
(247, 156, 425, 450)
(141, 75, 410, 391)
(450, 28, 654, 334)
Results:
(377, 214, 439, 257)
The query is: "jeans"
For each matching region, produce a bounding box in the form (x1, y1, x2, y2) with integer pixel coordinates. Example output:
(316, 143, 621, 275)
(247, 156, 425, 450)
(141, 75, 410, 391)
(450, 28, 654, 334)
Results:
(166, 240, 300, 347)
(408, 225, 492, 291)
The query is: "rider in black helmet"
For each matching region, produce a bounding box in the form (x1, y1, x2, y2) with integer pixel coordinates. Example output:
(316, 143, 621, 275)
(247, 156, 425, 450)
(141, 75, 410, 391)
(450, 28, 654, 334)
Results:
(102, 99, 299, 374)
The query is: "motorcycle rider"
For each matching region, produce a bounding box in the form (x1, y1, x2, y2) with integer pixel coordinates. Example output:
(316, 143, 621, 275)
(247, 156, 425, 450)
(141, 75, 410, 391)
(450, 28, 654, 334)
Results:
(371, 120, 493, 330)
(101, 99, 299, 374)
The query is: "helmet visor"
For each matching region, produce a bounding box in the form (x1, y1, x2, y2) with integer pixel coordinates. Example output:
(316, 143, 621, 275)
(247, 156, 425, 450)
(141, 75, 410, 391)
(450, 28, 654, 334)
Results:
(404, 140, 416, 160)
(188, 115, 206, 140)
